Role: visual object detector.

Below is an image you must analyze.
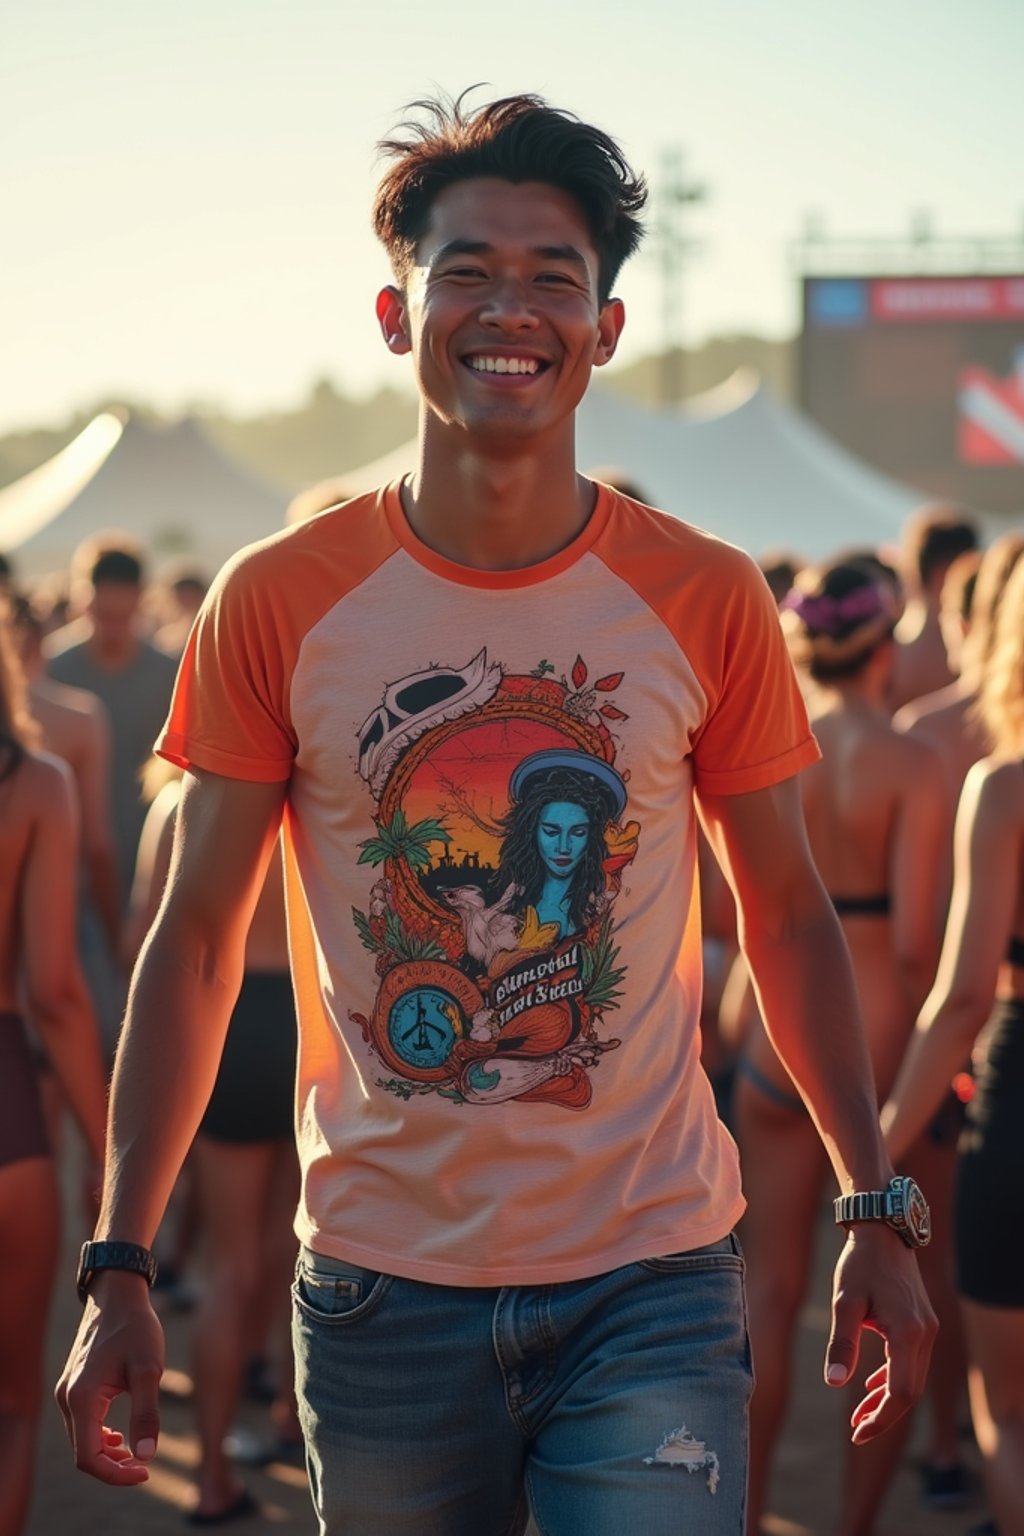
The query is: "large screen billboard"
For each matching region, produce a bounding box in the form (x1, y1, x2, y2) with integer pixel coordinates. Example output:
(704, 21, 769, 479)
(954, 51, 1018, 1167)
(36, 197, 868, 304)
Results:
(800, 275, 1024, 513)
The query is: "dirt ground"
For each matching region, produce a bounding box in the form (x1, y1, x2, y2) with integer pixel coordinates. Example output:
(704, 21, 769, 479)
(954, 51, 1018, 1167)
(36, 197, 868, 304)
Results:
(29, 1184, 986, 1536)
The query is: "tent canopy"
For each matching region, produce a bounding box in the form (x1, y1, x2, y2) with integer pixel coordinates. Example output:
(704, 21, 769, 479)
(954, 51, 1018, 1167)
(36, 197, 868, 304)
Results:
(345, 371, 924, 562)
(0, 411, 288, 578)
(1, 376, 926, 579)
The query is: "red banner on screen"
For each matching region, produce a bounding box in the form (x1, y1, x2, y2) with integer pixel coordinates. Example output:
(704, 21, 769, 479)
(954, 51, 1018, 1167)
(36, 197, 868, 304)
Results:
(871, 278, 1024, 323)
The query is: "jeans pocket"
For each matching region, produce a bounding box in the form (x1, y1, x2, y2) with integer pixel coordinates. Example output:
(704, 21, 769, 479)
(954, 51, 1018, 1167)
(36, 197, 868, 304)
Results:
(292, 1249, 393, 1326)
(638, 1231, 745, 1275)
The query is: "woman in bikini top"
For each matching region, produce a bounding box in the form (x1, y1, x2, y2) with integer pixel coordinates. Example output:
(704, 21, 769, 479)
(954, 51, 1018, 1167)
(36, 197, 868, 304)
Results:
(0, 599, 107, 1535)
(736, 556, 950, 1536)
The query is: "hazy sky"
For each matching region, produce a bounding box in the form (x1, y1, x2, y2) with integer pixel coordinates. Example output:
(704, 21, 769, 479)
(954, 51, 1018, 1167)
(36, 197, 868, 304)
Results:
(4, 0, 1021, 431)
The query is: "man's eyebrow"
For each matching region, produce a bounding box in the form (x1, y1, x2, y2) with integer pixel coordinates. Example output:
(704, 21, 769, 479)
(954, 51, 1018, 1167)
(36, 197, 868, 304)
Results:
(429, 239, 493, 264)
(533, 244, 590, 273)
(427, 239, 591, 274)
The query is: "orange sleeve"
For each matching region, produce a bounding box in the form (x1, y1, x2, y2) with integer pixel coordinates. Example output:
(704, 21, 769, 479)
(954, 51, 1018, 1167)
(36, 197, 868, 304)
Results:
(157, 541, 300, 782)
(593, 494, 819, 797)
(689, 546, 819, 796)
(157, 494, 400, 782)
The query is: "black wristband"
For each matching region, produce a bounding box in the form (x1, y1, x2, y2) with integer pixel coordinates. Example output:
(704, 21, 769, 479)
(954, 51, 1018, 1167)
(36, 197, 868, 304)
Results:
(77, 1240, 158, 1303)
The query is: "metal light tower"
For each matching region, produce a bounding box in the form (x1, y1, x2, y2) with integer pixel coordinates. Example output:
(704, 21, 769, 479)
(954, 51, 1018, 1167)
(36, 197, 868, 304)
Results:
(656, 148, 707, 405)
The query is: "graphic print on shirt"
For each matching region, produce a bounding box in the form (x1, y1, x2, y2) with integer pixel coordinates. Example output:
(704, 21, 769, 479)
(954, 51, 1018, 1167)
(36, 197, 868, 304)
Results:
(348, 649, 641, 1110)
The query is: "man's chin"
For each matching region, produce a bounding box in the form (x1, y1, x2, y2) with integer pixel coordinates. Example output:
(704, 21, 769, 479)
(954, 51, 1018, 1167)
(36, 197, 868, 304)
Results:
(449, 401, 564, 441)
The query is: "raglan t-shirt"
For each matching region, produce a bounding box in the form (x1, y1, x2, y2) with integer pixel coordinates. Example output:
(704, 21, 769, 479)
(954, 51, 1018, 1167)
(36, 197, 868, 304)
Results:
(158, 481, 819, 1286)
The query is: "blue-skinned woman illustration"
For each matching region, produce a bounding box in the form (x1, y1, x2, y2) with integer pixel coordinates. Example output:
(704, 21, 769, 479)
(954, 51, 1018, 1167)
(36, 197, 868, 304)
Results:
(496, 749, 627, 940)
(439, 749, 630, 1111)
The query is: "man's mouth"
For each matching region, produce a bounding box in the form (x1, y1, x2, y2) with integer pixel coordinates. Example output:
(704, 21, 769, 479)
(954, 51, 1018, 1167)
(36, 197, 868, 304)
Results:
(462, 354, 549, 377)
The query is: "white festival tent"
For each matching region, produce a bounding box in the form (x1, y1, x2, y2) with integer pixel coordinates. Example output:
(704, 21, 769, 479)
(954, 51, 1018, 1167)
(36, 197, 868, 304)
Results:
(1, 375, 925, 579)
(344, 371, 924, 562)
(0, 411, 289, 578)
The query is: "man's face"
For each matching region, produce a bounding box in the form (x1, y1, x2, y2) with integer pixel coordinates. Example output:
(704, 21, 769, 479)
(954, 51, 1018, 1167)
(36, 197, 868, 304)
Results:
(88, 580, 141, 651)
(377, 178, 624, 442)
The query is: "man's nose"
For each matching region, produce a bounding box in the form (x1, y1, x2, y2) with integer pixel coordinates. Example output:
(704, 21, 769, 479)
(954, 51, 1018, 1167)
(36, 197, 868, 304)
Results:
(479, 278, 539, 329)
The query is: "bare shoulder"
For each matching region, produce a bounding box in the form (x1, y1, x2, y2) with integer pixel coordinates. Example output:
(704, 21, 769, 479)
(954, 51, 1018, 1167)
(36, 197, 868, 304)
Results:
(966, 755, 1024, 817)
(894, 691, 966, 743)
(31, 680, 109, 758)
(41, 676, 106, 719)
(18, 748, 76, 813)
(813, 704, 944, 788)
(888, 724, 945, 776)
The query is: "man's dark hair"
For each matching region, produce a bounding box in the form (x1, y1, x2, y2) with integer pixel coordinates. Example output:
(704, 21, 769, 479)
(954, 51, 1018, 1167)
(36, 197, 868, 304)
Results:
(71, 532, 146, 591)
(91, 547, 144, 587)
(903, 505, 978, 589)
(373, 90, 647, 303)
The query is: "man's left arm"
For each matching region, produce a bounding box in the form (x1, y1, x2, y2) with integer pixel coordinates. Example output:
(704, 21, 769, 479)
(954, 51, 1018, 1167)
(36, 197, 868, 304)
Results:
(698, 775, 937, 1444)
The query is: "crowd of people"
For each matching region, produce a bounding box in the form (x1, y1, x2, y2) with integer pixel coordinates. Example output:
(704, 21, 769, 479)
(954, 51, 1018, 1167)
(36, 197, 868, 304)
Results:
(0, 539, 304, 1532)
(1, 498, 1021, 1536)
(717, 513, 1024, 1536)
(0, 89, 1021, 1536)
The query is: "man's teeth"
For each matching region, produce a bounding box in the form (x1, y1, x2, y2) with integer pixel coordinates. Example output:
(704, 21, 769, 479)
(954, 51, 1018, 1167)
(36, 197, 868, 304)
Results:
(468, 356, 540, 375)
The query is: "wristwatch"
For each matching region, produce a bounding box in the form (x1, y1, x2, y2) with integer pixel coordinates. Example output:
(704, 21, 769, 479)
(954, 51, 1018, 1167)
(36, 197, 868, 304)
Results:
(833, 1175, 931, 1249)
(77, 1240, 159, 1303)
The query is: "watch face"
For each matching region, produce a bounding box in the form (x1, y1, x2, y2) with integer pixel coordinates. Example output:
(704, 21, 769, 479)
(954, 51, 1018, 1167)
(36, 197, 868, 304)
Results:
(890, 1177, 931, 1246)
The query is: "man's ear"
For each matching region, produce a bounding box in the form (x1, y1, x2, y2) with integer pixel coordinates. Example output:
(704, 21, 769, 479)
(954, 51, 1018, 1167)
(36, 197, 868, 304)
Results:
(376, 286, 412, 356)
(593, 297, 626, 368)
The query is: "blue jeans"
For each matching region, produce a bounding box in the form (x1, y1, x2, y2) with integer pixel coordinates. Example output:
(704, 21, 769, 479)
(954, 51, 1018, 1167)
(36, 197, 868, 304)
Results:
(292, 1234, 753, 1535)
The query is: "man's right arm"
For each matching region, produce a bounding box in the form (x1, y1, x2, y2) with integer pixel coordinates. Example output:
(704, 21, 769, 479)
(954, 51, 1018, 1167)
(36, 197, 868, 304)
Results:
(56, 767, 287, 1485)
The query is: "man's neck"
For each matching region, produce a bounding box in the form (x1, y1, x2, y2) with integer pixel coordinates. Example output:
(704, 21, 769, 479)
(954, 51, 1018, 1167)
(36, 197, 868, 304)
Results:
(401, 417, 595, 571)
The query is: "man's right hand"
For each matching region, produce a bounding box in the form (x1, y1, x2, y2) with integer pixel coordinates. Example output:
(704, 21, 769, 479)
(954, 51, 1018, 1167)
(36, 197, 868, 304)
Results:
(56, 1275, 166, 1484)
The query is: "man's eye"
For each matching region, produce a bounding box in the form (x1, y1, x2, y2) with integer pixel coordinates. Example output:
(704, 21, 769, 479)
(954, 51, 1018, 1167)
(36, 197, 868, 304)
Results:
(444, 266, 487, 279)
(537, 272, 574, 285)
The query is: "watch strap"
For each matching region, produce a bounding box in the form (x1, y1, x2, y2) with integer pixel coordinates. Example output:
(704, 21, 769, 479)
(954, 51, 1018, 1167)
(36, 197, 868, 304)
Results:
(834, 1190, 888, 1225)
(77, 1240, 158, 1303)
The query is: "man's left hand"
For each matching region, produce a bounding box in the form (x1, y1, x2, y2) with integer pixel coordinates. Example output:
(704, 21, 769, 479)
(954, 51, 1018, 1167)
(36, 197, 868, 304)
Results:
(824, 1225, 937, 1444)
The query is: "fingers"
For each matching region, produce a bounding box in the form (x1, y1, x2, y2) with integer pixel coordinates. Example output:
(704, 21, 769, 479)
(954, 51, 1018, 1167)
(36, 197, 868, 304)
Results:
(127, 1359, 162, 1463)
(56, 1315, 164, 1485)
(851, 1382, 887, 1431)
(65, 1387, 152, 1485)
(848, 1315, 938, 1445)
(99, 1427, 142, 1467)
(862, 1363, 887, 1392)
(824, 1281, 866, 1388)
(826, 1233, 938, 1444)
(849, 1361, 909, 1445)
(847, 1327, 939, 1443)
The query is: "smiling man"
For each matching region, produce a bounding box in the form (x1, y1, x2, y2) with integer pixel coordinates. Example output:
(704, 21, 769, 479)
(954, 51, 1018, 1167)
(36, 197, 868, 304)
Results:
(58, 93, 935, 1535)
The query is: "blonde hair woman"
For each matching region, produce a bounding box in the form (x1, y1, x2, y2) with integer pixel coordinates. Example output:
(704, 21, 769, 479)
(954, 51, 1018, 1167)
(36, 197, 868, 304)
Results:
(883, 554, 1024, 1534)
(0, 605, 107, 1534)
